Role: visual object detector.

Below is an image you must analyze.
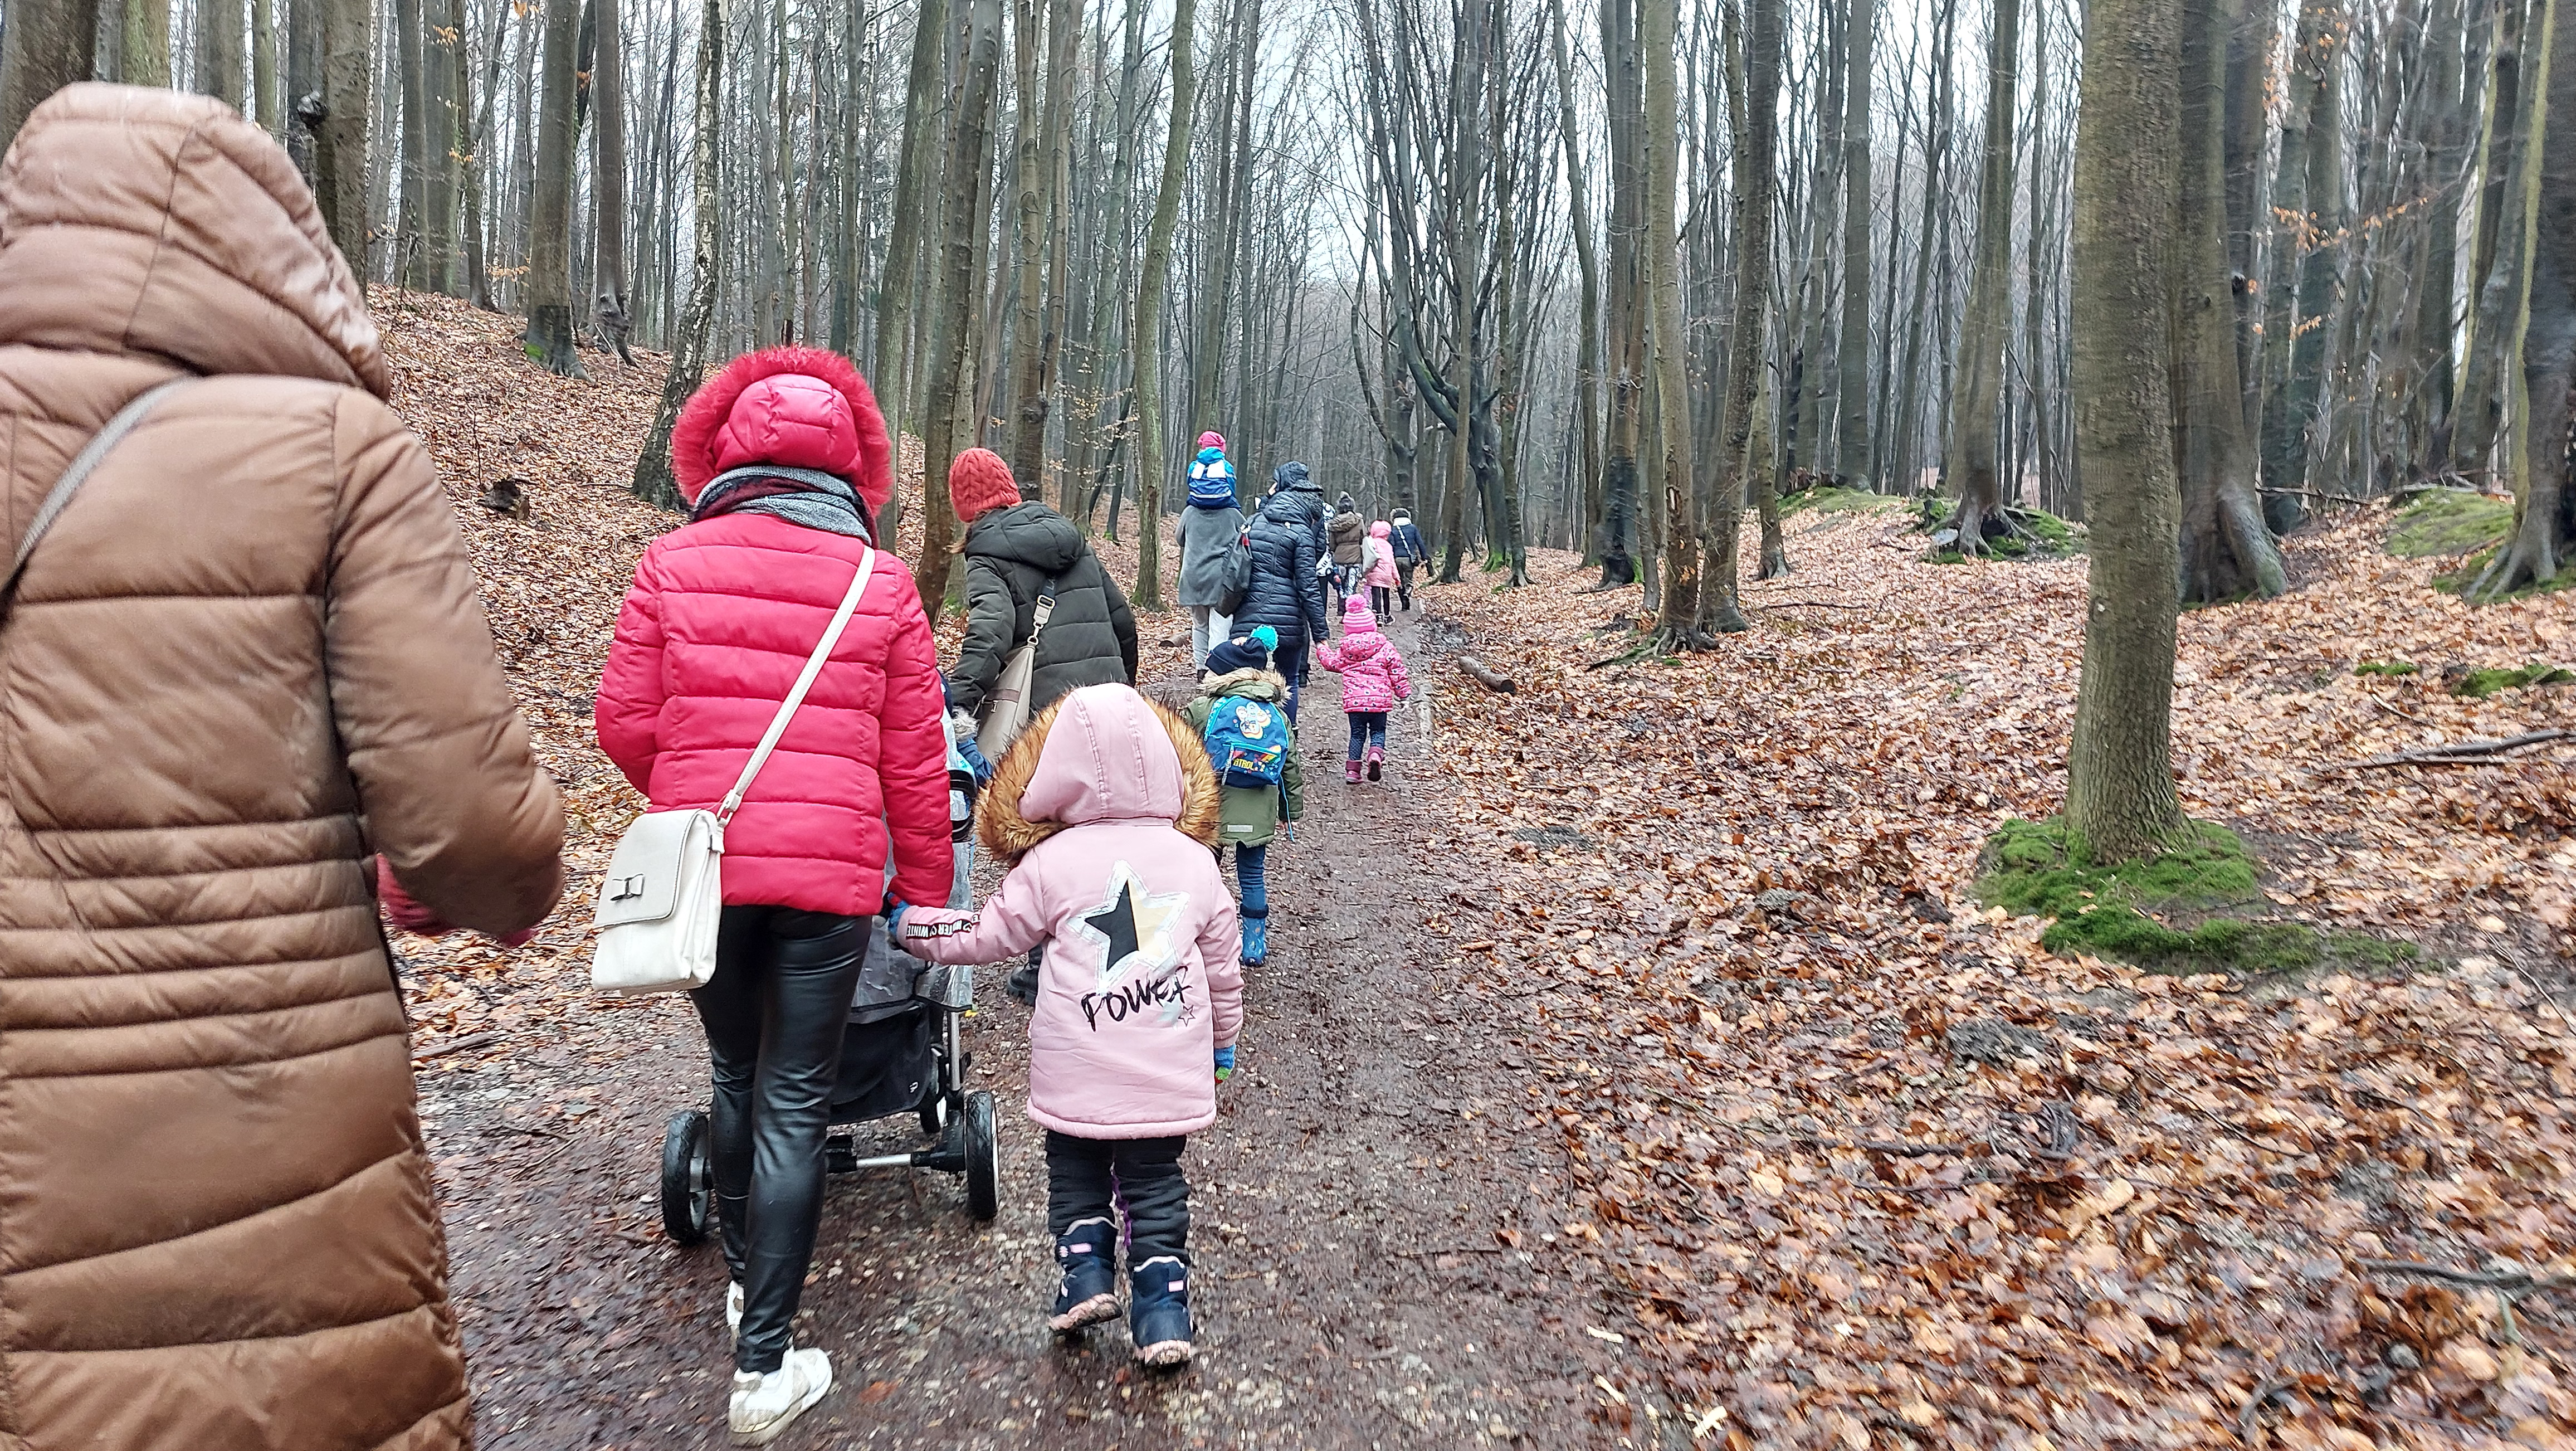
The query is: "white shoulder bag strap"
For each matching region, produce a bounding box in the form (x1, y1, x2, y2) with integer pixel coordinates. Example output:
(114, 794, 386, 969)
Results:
(716, 548, 877, 825)
(4, 378, 195, 611)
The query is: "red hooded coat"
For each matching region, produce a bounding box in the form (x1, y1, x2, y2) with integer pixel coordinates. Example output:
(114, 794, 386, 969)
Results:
(596, 347, 952, 914)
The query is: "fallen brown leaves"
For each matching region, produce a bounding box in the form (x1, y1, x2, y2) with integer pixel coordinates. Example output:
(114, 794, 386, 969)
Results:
(1407, 507, 2574, 1448)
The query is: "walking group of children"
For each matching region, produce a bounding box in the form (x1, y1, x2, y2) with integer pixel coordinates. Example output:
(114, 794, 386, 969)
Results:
(891, 439, 1414, 1382)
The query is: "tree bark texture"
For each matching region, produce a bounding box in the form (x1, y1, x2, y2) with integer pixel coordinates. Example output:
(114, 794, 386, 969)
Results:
(1127, 0, 1195, 610)
(524, 0, 584, 375)
(2176, 0, 2289, 603)
(1833, 0, 1874, 487)
(918, 0, 1005, 616)
(592, 0, 634, 362)
(2066, 0, 2193, 863)
(1717, 0, 1783, 598)
(1643, 0, 1701, 640)
(1943, 0, 2018, 552)
(2479, 0, 2575, 597)
(633, 0, 723, 509)
(1, 0, 99, 152)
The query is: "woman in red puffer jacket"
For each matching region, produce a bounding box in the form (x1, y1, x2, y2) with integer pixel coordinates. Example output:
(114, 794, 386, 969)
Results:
(594, 346, 949, 1443)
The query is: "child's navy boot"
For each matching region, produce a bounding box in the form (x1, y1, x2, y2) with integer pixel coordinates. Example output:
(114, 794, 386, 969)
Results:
(1049, 1217, 1121, 1332)
(1129, 1256, 1194, 1366)
(1241, 909, 1267, 966)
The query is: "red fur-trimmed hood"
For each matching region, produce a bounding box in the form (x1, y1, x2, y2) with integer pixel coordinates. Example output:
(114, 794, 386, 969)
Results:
(670, 345, 893, 510)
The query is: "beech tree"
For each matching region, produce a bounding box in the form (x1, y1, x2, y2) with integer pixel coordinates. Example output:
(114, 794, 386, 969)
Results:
(2065, 0, 2189, 863)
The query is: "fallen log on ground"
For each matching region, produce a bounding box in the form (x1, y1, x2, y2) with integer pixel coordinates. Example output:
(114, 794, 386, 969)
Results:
(2318, 728, 2571, 773)
(1459, 655, 1516, 693)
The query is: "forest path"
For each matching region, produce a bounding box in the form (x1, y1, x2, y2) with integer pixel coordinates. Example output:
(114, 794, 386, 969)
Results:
(429, 603, 1614, 1450)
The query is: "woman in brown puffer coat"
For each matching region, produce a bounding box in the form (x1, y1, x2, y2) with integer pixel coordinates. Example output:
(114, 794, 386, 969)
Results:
(0, 86, 564, 1450)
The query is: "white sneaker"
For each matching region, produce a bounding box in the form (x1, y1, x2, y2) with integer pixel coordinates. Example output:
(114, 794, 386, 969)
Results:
(725, 1282, 744, 1333)
(728, 1347, 832, 1446)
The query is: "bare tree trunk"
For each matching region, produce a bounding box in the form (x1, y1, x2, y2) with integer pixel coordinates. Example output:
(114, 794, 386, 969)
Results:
(313, 0, 372, 278)
(875, 0, 949, 455)
(201, 0, 246, 107)
(1833, 0, 1874, 487)
(1129, 0, 1197, 608)
(524, 0, 584, 374)
(461, 0, 505, 307)
(2456, 0, 2537, 481)
(1643, 0, 1702, 641)
(2177, 0, 2287, 602)
(1598, 0, 1643, 586)
(2477, 0, 2574, 597)
(2066, 0, 2190, 862)
(634, 0, 722, 508)
(394, 0, 428, 286)
(918, 0, 1005, 616)
(0, 0, 97, 151)
(1942, 0, 2018, 552)
(1004, 0, 1047, 481)
(252, 0, 280, 128)
(1724, 0, 1785, 588)
(592, 0, 634, 361)
(124, 0, 171, 89)
(1548, 0, 1606, 567)
(421, 0, 459, 291)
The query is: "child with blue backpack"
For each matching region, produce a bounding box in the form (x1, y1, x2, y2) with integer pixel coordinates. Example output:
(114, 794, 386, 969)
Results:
(1182, 627, 1302, 966)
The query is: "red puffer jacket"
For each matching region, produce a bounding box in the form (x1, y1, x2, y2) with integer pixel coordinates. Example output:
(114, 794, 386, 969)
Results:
(595, 347, 952, 916)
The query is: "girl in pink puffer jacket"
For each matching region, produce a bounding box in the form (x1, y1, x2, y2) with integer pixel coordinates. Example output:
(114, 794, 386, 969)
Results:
(889, 684, 1239, 1369)
(1361, 520, 1402, 624)
(1313, 595, 1412, 783)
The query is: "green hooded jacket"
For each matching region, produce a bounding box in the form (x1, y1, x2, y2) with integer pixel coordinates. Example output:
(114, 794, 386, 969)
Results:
(1182, 668, 1305, 848)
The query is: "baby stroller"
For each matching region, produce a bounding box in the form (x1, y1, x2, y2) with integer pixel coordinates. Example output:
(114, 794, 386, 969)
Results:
(660, 714, 999, 1243)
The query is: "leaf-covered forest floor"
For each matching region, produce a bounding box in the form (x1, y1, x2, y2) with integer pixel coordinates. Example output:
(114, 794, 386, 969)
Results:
(379, 290, 2574, 1448)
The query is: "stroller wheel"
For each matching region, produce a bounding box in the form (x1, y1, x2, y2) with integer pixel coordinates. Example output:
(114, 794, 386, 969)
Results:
(660, 1109, 713, 1246)
(962, 1090, 1000, 1222)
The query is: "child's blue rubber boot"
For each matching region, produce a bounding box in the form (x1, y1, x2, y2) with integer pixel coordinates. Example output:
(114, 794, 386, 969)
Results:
(1049, 1218, 1120, 1332)
(1241, 910, 1267, 966)
(1129, 1256, 1194, 1366)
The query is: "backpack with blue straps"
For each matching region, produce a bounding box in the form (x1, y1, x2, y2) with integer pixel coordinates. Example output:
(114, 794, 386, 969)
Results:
(1202, 693, 1291, 788)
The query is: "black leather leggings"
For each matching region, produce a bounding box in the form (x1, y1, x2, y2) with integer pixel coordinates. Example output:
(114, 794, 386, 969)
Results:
(691, 906, 870, 1373)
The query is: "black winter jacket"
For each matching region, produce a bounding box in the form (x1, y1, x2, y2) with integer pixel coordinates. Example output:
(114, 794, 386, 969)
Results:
(948, 501, 1139, 719)
(1230, 489, 1330, 656)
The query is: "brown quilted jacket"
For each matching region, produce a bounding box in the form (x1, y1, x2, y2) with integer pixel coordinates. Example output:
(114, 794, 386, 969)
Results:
(0, 86, 563, 1449)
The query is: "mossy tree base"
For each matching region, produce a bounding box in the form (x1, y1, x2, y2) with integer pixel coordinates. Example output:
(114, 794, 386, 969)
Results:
(1974, 816, 2421, 977)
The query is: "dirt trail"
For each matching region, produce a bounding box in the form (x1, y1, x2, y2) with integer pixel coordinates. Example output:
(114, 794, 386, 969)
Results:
(425, 606, 1614, 1449)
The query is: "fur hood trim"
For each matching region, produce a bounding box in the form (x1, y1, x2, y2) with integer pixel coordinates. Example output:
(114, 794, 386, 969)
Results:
(974, 695, 1222, 863)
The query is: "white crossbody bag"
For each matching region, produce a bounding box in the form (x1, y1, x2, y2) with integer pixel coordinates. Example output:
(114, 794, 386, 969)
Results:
(591, 549, 877, 995)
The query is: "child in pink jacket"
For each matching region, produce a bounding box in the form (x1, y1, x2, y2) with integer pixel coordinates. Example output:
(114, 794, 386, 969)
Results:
(1314, 595, 1413, 783)
(889, 684, 1240, 1368)
(1361, 520, 1402, 624)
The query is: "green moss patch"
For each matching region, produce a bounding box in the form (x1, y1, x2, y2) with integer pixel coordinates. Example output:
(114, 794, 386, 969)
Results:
(2434, 546, 2576, 601)
(1974, 816, 2417, 977)
(2450, 661, 2576, 698)
(2354, 660, 2419, 678)
(2388, 491, 2513, 558)
(1925, 507, 2083, 564)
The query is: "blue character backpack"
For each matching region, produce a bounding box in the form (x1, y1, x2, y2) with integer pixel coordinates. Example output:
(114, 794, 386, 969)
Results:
(1203, 694, 1291, 788)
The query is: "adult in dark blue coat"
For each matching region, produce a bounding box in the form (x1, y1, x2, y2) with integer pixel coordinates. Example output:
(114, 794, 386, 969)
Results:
(1230, 463, 1331, 718)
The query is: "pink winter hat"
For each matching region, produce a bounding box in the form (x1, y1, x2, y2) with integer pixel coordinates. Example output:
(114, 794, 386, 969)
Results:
(1197, 431, 1225, 450)
(1343, 595, 1378, 630)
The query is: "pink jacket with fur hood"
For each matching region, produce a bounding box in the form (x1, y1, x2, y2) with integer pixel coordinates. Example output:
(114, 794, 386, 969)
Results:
(895, 685, 1243, 1138)
(1362, 521, 1402, 589)
(1314, 601, 1413, 712)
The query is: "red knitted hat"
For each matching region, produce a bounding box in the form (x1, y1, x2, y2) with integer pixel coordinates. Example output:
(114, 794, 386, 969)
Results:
(948, 447, 1022, 523)
(670, 346, 894, 510)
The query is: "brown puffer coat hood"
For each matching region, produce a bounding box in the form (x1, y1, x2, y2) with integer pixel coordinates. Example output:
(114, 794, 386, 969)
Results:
(0, 85, 563, 1451)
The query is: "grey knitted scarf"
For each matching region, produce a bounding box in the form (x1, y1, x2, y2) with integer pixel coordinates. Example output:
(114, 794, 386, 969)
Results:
(692, 466, 874, 542)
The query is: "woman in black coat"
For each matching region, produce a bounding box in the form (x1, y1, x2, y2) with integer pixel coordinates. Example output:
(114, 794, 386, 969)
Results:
(1228, 464, 1331, 719)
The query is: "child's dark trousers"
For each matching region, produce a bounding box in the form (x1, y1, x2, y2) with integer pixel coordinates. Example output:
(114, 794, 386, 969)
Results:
(1045, 1130, 1191, 1266)
(1346, 710, 1388, 760)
